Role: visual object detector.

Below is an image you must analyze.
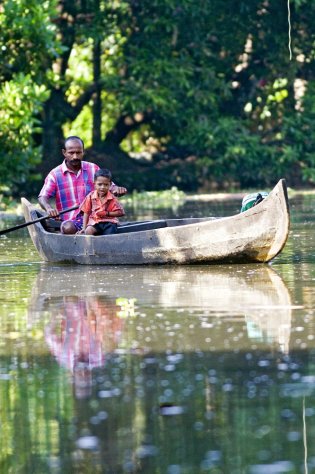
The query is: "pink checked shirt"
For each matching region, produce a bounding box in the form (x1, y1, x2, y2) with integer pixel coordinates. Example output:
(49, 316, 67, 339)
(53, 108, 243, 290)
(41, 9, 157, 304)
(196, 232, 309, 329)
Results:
(39, 161, 119, 221)
(44, 297, 105, 372)
(39, 160, 99, 220)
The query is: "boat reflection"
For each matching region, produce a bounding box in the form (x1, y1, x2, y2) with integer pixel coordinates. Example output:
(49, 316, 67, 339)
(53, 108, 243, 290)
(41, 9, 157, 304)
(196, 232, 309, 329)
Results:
(29, 265, 293, 360)
(141, 265, 292, 354)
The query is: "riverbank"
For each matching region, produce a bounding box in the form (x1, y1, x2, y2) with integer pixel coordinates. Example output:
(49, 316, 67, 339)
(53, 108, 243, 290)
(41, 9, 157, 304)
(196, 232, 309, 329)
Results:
(0, 184, 312, 219)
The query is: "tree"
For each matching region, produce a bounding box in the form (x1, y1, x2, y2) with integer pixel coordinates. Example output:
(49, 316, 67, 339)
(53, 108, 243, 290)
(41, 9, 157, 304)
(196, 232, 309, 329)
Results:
(0, 0, 60, 192)
(2, 0, 315, 194)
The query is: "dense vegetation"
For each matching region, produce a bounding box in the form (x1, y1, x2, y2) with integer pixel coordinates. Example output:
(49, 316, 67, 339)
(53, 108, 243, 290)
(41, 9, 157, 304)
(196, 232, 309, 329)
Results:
(1, 0, 315, 196)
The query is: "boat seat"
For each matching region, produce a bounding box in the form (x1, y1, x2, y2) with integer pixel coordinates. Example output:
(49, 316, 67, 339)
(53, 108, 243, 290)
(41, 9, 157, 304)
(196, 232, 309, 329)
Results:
(117, 220, 167, 233)
(40, 216, 168, 234)
(41, 218, 61, 233)
(41, 217, 215, 234)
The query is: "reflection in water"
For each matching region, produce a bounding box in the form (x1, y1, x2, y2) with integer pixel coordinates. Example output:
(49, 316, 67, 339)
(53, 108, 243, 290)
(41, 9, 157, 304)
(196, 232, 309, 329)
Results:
(2, 264, 314, 473)
(43, 295, 125, 399)
(31, 265, 292, 355)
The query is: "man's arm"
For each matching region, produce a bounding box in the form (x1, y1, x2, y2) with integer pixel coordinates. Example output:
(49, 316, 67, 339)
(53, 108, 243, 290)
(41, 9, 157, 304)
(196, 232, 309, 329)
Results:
(38, 172, 60, 217)
(38, 196, 60, 217)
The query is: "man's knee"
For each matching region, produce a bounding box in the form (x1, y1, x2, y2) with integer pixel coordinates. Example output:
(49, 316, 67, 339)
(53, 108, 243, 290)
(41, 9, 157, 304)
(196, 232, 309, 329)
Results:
(61, 221, 77, 234)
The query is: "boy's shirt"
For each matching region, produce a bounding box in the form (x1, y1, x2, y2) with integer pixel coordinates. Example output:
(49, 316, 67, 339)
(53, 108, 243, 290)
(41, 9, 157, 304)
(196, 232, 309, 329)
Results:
(80, 190, 124, 225)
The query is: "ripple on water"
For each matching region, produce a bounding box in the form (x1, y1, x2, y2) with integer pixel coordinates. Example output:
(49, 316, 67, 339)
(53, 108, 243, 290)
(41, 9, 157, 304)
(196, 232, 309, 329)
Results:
(76, 436, 100, 450)
(249, 461, 295, 473)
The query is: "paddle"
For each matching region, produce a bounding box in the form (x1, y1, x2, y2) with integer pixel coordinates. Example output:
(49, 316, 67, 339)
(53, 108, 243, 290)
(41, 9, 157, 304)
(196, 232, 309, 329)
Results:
(0, 204, 79, 236)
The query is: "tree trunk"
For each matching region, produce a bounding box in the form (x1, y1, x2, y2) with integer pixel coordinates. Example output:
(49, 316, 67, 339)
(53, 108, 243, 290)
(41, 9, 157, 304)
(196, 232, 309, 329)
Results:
(92, 39, 102, 149)
(38, 91, 66, 177)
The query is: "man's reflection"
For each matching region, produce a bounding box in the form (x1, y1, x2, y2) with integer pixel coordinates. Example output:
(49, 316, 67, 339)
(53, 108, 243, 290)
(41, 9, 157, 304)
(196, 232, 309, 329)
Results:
(44, 295, 132, 399)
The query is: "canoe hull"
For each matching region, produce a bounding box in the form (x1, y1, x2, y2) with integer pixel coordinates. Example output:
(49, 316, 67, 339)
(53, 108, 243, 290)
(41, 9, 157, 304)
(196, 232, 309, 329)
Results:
(21, 179, 290, 265)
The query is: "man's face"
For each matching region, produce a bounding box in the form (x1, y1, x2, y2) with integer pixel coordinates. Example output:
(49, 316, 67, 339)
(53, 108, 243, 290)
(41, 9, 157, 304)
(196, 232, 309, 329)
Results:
(62, 139, 84, 168)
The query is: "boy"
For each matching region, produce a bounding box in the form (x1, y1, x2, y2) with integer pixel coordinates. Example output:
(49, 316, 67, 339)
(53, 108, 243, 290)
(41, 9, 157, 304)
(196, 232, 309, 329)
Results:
(79, 169, 125, 235)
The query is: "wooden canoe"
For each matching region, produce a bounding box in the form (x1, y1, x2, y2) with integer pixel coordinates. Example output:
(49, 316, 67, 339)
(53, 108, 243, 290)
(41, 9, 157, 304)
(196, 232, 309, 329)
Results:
(21, 179, 290, 265)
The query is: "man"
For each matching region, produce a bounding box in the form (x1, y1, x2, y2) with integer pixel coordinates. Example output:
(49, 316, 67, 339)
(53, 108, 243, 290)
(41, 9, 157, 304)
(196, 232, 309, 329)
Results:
(38, 136, 127, 234)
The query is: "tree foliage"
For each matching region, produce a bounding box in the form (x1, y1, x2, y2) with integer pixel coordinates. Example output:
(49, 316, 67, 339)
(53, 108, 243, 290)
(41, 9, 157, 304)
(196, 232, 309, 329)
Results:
(0, 75, 49, 190)
(2, 0, 315, 193)
(0, 0, 60, 192)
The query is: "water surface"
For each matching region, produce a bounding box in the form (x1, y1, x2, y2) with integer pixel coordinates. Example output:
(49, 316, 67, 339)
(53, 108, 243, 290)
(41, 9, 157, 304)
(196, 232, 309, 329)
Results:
(0, 196, 314, 473)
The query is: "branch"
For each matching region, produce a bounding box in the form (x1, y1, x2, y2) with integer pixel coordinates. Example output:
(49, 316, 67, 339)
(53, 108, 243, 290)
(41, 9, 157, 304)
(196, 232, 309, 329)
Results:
(103, 111, 153, 145)
(67, 84, 98, 121)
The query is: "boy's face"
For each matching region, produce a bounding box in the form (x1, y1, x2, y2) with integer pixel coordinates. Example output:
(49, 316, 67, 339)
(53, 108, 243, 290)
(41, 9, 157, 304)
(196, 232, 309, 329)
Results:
(94, 176, 111, 197)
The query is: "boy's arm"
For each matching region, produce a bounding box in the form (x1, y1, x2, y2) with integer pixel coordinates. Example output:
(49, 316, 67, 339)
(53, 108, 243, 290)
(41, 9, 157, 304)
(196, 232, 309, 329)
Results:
(78, 195, 92, 233)
(107, 209, 125, 217)
(82, 213, 89, 231)
(108, 199, 125, 217)
(77, 212, 89, 234)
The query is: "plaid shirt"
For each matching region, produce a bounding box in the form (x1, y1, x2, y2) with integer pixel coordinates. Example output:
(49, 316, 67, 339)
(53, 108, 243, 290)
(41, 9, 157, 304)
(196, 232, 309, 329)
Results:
(39, 160, 101, 221)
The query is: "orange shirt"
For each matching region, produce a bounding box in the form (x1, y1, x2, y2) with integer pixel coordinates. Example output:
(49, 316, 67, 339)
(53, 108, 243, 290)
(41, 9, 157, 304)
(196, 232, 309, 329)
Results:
(80, 190, 124, 225)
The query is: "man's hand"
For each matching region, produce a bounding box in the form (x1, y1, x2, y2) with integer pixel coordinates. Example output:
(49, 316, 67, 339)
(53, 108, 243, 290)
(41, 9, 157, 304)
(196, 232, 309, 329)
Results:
(46, 208, 60, 218)
(39, 197, 61, 218)
(111, 185, 127, 197)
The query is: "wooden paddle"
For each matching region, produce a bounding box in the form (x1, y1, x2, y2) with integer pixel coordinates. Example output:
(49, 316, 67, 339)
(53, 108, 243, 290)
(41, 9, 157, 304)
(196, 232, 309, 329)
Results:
(0, 204, 79, 236)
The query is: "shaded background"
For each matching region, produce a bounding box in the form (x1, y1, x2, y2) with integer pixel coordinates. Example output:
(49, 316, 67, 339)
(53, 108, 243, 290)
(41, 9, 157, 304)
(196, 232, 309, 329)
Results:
(0, 0, 314, 197)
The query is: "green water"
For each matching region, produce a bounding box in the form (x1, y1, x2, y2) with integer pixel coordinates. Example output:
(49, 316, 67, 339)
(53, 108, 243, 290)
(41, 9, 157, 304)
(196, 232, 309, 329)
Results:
(0, 196, 315, 473)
